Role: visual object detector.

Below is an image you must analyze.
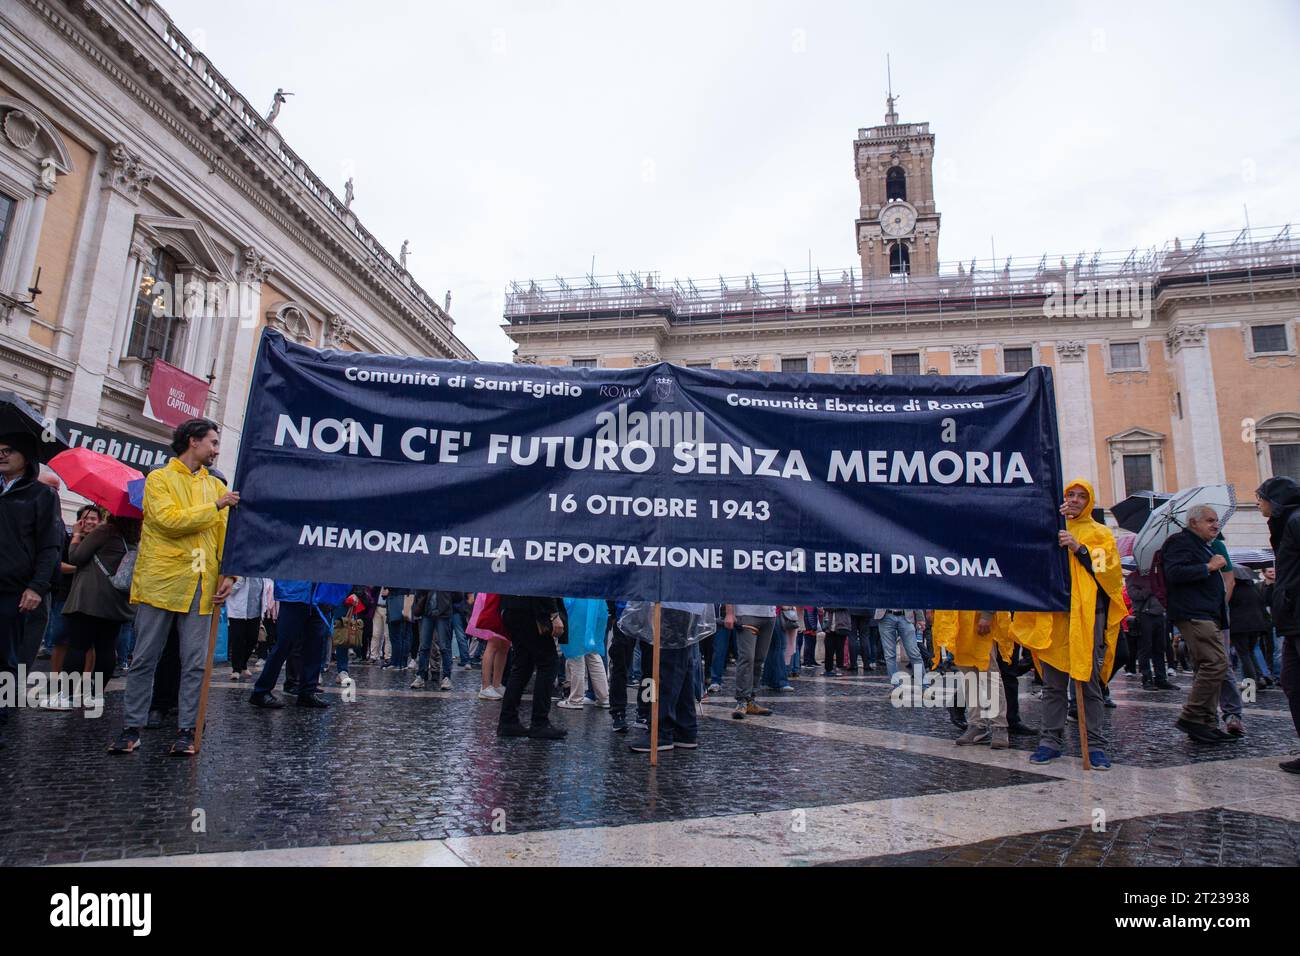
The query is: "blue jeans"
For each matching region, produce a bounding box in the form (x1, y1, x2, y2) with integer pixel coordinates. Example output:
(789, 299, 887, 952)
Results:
(417, 615, 450, 681)
(116, 619, 136, 668)
(650, 644, 697, 745)
(254, 601, 325, 698)
(450, 612, 470, 664)
(388, 616, 411, 667)
(43, 595, 68, 650)
(761, 629, 788, 688)
(690, 643, 704, 700)
(879, 614, 924, 678)
(709, 625, 734, 685)
(631, 641, 642, 685)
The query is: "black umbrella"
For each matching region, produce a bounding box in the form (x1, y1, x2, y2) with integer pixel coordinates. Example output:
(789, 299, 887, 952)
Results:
(0, 390, 70, 463)
(1110, 490, 1173, 534)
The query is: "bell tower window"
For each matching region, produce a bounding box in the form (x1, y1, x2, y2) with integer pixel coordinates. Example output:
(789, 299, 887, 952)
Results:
(889, 242, 910, 276)
(886, 166, 907, 201)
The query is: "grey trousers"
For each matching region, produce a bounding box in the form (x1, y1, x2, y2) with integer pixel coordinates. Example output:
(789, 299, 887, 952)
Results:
(1039, 605, 1110, 753)
(734, 615, 775, 703)
(123, 588, 211, 729)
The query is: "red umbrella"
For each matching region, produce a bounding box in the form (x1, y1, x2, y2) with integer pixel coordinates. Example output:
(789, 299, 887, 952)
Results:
(49, 448, 144, 518)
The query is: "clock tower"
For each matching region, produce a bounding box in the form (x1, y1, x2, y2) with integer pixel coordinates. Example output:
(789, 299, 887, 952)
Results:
(854, 92, 941, 279)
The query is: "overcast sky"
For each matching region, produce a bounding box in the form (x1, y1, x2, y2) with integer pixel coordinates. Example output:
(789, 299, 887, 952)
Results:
(163, 0, 1300, 361)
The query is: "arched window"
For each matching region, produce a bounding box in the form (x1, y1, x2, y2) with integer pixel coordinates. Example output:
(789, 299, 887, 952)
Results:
(886, 166, 907, 201)
(127, 248, 184, 362)
(889, 242, 910, 276)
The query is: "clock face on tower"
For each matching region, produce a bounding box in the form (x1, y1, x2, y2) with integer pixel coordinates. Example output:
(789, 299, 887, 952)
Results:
(880, 201, 917, 238)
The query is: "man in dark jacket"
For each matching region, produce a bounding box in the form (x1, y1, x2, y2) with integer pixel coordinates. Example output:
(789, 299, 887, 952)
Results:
(0, 432, 64, 741)
(1257, 477, 1300, 773)
(497, 595, 566, 740)
(1126, 567, 1177, 690)
(1162, 504, 1235, 744)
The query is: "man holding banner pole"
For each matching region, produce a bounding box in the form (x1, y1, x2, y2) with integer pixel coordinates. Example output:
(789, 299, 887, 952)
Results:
(109, 418, 236, 756)
(1012, 478, 1125, 770)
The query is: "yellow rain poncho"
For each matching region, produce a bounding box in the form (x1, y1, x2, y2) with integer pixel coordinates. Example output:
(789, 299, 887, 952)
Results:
(932, 611, 1014, 669)
(1010, 477, 1126, 682)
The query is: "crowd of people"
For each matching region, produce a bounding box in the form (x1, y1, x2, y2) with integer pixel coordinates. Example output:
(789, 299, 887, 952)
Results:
(1, 419, 1298, 776)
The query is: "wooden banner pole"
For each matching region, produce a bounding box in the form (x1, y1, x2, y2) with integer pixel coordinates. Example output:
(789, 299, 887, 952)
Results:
(1075, 679, 1092, 770)
(649, 601, 662, 766)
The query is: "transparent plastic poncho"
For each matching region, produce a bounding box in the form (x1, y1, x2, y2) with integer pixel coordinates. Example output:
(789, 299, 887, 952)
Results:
(617, 602, 716, 648)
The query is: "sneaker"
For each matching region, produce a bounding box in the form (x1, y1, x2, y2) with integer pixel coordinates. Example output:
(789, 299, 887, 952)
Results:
(1088, 750, 1112, 771)
(170, 728, 196, 756)
(779, 684, 794, 692)
(1029, 745, 1062, 764)
(1224, 715, 1245, 737)
(596, 700, 610, 709)
(745, 701, 772, 716)
(556, 699, 586, 710)
(990, 727, 1010, 750)
(1280, 757, 1300, 775)
(707, 683, 722, 694)
(732, 703, 747, 720)
(297, 693, 329, 708)
(107, 727, 142, 753)
(497, 722, 529, 737)
(494, 685, 506, 696)
(250, 692, 284, 709)
(673, 739, 699, 750)
(439, 677, 452, 691)
(611, 714, 628, 733)
(528, 724, 567, 740)
(230, 670, 241, 681)
(1103, 696, 1117, 709)
(477, 687, 502, 700)
(629, 737, 673, 753)
(410, 676, 426, 689)
(955, 725, 988, 746)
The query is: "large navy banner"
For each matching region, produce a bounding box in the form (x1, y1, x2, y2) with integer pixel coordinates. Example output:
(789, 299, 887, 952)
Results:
(224, 330, 1070, 610)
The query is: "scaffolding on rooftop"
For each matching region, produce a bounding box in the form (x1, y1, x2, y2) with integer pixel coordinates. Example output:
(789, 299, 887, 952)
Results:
(504, 224, 1300, 326)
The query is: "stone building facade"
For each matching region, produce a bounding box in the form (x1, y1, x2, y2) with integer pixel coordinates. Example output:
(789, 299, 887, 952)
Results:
(0, 0, 472, 477)
(504, 101, 1300, 546)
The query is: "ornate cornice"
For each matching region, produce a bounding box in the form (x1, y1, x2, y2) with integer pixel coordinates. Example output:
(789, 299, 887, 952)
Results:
(951, 344, 979, 366)
(1165, 324, 1206, 353)
(103, 141, 155, 201)
(732, 354, 760, 371)
(240, 246, 272, 283)
(633, 350, 660, 366)
(327, 313, 352, 349)
(830, 349, 858, 373)
(1055, 340, 1087, 362)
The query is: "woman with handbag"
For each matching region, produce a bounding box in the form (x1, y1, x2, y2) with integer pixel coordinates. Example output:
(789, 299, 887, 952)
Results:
(62, 513, 140, 707)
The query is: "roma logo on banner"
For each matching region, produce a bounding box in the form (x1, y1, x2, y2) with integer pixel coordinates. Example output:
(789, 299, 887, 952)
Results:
(223, 330, 1071, 610)
(143, 359, 210, 429)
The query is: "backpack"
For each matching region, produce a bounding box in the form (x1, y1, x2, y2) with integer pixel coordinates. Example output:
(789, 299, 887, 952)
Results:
(95, 540, 137, 593)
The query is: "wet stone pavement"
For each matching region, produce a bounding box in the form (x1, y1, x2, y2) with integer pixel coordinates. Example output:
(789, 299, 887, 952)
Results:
(1, 660, 1297, 866)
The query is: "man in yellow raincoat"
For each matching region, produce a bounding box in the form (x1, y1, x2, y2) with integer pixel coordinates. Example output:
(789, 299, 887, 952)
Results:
(109, 418, 239, 757)
(933, 610, 1014, 748)
(1011, 478, 1125, 769)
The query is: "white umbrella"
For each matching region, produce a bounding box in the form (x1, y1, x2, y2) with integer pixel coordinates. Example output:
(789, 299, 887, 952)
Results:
(1133, 485, 1237, 572)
